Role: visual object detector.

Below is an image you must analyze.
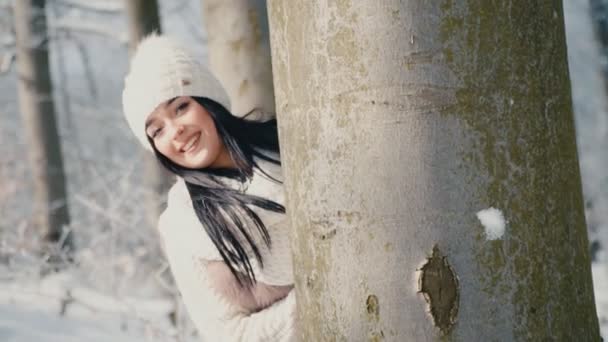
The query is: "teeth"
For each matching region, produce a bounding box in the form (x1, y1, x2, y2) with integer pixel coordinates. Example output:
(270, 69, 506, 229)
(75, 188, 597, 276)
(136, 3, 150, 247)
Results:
(183, 134, 198, 152)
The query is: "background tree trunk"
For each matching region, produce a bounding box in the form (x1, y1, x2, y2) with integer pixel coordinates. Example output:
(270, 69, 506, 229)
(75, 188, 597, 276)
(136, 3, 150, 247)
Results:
(201, 0, 275, 119)
(124, 0, 173, 228)
(14, 0, 72, 254)
(268, 1, 600, 340)
(125, 0, 161, 52)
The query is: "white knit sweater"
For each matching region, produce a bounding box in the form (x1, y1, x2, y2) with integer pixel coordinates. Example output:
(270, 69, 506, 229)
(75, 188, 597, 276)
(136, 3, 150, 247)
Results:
(157, 159, 296, 341)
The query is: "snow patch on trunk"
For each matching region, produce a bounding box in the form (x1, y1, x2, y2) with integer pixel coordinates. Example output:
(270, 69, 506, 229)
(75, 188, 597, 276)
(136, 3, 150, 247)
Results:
(476, 208, 506, 240)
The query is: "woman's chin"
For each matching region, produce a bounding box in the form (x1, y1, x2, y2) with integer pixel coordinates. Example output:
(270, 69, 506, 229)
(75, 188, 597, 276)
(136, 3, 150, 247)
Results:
(185, 152, 212, 169)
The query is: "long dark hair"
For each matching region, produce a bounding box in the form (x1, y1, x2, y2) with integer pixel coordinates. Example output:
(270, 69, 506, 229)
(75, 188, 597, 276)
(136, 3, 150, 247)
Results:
(149, 97, 284, 286)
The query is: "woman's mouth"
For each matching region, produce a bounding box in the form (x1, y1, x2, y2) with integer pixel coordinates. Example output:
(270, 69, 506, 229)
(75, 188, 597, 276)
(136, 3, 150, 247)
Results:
(182, 133, 200, 153)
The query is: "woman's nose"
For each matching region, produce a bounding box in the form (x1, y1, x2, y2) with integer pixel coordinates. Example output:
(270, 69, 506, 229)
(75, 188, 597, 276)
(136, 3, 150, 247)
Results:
(173, 125, 184, 138)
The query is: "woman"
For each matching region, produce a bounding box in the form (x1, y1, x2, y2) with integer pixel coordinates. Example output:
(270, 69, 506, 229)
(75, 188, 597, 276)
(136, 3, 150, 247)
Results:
(122, 34, 295, 341)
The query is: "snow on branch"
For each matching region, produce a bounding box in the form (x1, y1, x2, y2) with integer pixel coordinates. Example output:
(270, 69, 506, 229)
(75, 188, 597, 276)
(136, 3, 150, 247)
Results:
(0, 51, 14, 73)
(73, 194, 131, 229)
(51, 17, 127, 43)
(53, 0, 123, 13)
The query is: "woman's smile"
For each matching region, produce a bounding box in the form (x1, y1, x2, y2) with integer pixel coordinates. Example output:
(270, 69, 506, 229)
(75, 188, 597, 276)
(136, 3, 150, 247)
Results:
(181, 132, 201, 153)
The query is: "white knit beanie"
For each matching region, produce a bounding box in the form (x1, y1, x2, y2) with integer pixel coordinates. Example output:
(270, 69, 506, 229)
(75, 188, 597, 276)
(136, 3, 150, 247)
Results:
(122, 34, 230, 151)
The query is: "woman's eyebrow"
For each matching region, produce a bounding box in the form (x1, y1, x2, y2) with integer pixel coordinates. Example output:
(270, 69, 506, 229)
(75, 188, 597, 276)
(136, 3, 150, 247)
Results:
(165, 97, 178, 108)
(145, 97, 178, 129)
(144, 116, 156, 129)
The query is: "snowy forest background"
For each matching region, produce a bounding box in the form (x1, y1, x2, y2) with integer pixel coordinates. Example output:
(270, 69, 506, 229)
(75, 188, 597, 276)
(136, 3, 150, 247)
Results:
(0, 0, 607, 341)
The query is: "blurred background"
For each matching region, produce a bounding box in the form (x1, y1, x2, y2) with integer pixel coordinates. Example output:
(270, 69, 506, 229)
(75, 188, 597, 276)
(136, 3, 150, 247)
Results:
(0, 0, 607, 341)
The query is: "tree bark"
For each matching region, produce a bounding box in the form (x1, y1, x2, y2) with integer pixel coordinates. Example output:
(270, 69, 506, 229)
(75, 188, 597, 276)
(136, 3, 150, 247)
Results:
(124, 0, 173, 228)
(268, 1, 600, 341)
(14, 0, 72, 252)
(201, 0, 275, 119)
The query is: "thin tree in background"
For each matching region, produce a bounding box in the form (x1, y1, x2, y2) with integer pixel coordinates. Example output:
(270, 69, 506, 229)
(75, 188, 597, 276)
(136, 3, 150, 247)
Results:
(201, 0, 275, 119)
(268, 1, 600, 340)
(125, 0, 173, 228)
(14, 0, 72, 255)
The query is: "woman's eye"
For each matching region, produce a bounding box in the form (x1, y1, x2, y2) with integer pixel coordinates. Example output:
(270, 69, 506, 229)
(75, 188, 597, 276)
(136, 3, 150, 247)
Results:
(152, 127, 163, 138)
(176, 102, 189, 115)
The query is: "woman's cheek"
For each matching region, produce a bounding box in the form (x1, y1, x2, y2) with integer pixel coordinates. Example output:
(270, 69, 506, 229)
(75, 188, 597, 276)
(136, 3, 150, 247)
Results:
(155, 139, 167, 157)
(201, 130, 216, 155)
(158, 139, 179, 164)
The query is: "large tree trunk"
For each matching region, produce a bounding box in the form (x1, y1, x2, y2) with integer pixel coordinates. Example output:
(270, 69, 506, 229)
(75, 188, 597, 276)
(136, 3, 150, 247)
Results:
(201, 0, 275, 119)
(124, 0, 173, 228)
(268, 1, 600, 340)
(14, 0, 72, 253)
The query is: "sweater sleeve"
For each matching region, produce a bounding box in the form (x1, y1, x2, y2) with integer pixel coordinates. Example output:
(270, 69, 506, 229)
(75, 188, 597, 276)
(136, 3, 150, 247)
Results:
(158, 180, 297, 341)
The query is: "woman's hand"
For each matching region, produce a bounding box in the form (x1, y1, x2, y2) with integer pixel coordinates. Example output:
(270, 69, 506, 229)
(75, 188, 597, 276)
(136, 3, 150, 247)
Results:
(205, 260, 294, 314)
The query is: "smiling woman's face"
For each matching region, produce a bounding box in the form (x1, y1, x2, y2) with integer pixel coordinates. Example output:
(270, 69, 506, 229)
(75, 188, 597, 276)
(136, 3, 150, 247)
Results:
(145, 96, 229, 169)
